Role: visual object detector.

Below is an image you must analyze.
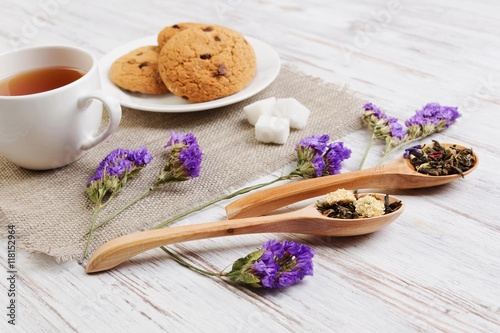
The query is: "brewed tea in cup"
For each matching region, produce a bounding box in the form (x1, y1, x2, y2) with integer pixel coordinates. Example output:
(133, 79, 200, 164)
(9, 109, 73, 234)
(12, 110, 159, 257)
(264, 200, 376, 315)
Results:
(0, 66, 85, 96)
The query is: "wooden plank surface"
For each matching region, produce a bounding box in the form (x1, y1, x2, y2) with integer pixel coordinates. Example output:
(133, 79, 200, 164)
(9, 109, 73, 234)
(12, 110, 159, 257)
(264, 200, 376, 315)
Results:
(1, 0, 499, 332)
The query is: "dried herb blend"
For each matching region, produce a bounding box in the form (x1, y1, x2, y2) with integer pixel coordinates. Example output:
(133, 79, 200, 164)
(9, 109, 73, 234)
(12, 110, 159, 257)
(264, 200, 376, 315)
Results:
(316, 189, 402, 219)
(404, 141, 476, 177)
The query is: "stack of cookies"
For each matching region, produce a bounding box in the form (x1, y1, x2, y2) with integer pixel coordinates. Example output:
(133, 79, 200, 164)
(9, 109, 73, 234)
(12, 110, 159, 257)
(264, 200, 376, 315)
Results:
(110, 22, 257, 103)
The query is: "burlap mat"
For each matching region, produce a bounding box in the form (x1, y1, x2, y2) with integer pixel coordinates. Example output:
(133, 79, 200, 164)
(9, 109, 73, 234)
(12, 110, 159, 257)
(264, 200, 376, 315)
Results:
(0, 64, 365, 262)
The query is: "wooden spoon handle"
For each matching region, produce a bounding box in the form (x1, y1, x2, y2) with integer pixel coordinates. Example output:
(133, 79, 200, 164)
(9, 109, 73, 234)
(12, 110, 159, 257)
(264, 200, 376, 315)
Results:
(85, 214, 295, 274)
(225, 167, 396, 219)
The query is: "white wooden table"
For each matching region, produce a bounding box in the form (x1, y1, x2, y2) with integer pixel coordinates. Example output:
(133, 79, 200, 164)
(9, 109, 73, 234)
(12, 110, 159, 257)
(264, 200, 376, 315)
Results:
(1, 0, 499, 332)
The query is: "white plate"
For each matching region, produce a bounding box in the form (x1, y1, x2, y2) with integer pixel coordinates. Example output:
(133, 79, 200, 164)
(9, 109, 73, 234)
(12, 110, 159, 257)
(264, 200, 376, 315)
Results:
(98, 35, 281, 112)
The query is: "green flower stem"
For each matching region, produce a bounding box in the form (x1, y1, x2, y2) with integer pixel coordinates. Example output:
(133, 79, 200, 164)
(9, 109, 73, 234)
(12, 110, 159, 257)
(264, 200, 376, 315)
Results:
(83, 204, 103, 259)
(88, 187, 156, 235)
(358, 134, 375, 170)
(83, 194, 117, 257)
(160, 246, 221, 277)
(376, 145, 403, 166)
(151, 174, 296, 230)
(376, 137, 425, 166)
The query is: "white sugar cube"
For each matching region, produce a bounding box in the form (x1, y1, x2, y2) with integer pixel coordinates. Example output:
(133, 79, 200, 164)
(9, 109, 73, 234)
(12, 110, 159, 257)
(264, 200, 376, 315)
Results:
(255, 115, 290, 144)
(272, 98, 311, 129)
(243, 97, 277, 126)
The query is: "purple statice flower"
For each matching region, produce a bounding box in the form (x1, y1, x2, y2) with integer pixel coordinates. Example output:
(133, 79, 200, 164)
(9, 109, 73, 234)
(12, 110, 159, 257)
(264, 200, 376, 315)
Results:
(166, 131, 199, 148)
(88, 147, 153, 184)
(178, 142, 203, 178)
(405, 103, 461, 128)
(225, 240, 314, 289)
(311, 154, 326, 177)
(360, 102, 460, 168)
(295, 134, 330, 179)
(87, 147, 153, 204)
(88, 148, 126, 183)
(251, 250, 279, 288)
(364, 102, 385, 118)
(323, 141, 352, 175)
(106, 158, 133, 178)
(387, 118, 405, 140)
(157, 131, 203, 184)
(294, 134, 351, 178)
(297, 134, 330, 155)
(251, 240, 315, 288)
(128, 146, 154, 167)
(261, 239, 285, 258)
(362, 103, 406, 140)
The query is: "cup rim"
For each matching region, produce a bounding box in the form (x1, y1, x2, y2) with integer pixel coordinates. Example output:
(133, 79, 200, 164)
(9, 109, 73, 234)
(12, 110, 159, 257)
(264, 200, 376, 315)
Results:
(0, 45, 96, 100)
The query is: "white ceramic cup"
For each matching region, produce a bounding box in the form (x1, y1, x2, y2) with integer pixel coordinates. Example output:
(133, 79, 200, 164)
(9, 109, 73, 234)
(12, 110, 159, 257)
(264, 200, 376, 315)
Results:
(0, 45, 122, 170)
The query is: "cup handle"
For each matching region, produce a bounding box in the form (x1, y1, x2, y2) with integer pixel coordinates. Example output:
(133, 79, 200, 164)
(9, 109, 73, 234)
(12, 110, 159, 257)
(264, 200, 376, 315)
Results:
(79, 90, 122, 151)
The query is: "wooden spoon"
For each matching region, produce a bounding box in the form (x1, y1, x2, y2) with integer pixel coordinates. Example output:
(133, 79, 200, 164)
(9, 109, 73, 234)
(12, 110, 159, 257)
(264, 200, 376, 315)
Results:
(86, 194, 403, 273)
(225, 143, 477, 219)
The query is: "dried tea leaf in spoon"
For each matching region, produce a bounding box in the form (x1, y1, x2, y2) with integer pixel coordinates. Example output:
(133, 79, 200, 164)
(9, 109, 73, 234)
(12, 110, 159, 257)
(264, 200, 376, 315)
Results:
(404, 140, 476, 176)
(316, 189, 402, 219)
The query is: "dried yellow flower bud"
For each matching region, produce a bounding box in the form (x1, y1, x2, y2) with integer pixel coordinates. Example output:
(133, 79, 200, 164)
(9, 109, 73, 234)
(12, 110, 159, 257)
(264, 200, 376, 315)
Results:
(323, 189, 356, 205)
(354, 195, 385, 217)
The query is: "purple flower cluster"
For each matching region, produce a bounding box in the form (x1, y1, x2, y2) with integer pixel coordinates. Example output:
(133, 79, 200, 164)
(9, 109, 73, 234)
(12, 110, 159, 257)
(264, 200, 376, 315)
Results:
(324, 141, 352, 175)
(295, 134, 351, 178)
(161, 131, 203, 182)
(363, 102, 384, 118)
(405, 102, 460, 128)
(88, 147, 153, 184)
(359, 102, 462, 169)
(252, 240, 314, 288)
(297, 134, 330, 155)
(362, 102, 462, 156)
(363, 103, 405, 140)
(166, 131, 199, 148)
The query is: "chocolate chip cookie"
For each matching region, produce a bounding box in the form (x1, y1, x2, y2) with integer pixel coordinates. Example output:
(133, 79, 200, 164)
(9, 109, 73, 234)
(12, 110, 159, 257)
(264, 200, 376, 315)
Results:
(109, 45, 169, 95)
(158, 25, 256, 102)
